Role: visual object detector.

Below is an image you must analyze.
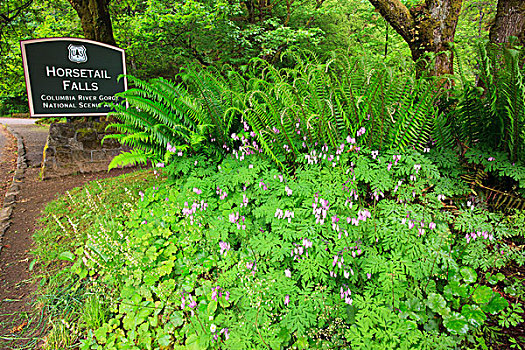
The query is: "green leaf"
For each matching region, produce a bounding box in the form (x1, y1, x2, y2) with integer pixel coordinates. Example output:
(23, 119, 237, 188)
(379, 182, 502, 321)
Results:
(143, 273, 159, 286)
(485, 272, 505, 285)
(158, 333, 171, 347)
(277, 327, 291, 343)
(346, 304, 356, 324)
(294, 336, 308, 349)
(218, 297, 230, 308)
(207, 300, 217, 314)
(169, 311, 184, 328)
(427, 293, 447, 313)
(58, 251, 75, 262)
(121, 286, 135, 299)
(28, 259, 36, 271)
(108, 150, 150, 170)
(481, 293, 509, 314)
(460, 267, 477, 284)
(443, 313, 469, 335)
(123, 313, 138, 330)
(472, 286, 493, 304)
(461, 304, 486, 327)
(94, 323, 110, 343)
(444, 280, 469, 299)
(185, 334, 206, 350)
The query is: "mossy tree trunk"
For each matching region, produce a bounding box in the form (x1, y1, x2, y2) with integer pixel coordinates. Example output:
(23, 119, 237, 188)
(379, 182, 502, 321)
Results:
(368, 0, 463, 78)
(67, 0, 115, 45)
(489, 0, 525, 45)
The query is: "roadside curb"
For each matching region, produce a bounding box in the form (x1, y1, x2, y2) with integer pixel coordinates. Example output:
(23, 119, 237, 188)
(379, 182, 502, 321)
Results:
(0, 126, 27, 255)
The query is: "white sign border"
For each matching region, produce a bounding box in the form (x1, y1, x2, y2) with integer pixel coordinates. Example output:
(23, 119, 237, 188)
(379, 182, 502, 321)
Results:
(20, 37, 128, 118)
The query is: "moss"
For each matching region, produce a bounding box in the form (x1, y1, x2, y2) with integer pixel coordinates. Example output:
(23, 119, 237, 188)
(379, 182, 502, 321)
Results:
(93, 121, 109, 133)
(75, 127, 91, 135)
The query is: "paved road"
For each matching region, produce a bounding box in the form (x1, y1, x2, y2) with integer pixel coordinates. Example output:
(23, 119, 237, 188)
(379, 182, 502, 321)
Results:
(0, 118, 37, 126)
(0, 118, 49, 168)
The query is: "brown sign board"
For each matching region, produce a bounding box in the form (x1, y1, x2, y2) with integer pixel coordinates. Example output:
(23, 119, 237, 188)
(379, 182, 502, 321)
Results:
(21, 37, 127, 117)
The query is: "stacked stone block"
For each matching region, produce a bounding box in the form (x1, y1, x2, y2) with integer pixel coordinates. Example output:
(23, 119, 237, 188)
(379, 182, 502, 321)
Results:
(41, 121, 126, 178)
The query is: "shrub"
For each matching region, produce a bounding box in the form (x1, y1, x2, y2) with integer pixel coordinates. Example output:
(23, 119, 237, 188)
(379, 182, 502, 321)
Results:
(76, 133, 520, 349)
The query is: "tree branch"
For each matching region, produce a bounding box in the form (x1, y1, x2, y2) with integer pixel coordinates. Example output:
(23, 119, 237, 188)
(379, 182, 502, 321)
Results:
(305, 0, 326, 28)
(0, 0, 33, 25)
(367, 0, 414, 41)
(0, 0, 33, 51)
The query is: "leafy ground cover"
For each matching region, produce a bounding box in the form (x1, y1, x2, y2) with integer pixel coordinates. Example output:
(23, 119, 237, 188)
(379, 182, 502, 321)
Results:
(28, 169, 161, 349)
(32, 136, 525, 349)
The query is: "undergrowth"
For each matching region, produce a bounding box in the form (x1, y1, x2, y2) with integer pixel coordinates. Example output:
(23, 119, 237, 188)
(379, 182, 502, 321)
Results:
(31, 136, 525, 349)
(30, 169, 161, 350)
(33, 169, 161, 265)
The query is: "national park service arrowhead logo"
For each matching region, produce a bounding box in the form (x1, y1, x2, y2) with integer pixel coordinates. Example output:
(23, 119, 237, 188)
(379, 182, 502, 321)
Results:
(68, 44, 88, 63)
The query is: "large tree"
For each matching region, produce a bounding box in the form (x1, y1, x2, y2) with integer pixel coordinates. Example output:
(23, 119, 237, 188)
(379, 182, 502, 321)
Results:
(67, 0, 115, 45)
(367, 0, 463, 77)
(489, 0, 525, 45)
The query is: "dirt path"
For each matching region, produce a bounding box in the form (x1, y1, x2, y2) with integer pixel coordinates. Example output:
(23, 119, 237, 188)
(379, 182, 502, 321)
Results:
(0, 126, 18, 212)
(0, 120, 135, 349)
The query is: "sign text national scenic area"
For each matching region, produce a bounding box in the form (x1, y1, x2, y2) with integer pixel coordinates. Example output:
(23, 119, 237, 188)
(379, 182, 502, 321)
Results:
(21, 37, 127, 117)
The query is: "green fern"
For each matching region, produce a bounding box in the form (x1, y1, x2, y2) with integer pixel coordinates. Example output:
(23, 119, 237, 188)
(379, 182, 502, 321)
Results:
(108, 150, 151, 170)
(109, 52, 441, 174)
(450, 39, 525, 163)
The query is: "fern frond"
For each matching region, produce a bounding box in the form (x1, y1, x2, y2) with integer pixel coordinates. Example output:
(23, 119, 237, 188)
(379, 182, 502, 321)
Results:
(108, 150, 151, 170)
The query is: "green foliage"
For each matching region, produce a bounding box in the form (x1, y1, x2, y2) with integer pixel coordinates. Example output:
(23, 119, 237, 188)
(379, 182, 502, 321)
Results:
(111, 55, 442, 173)
(234, 53, 441, 171)
(450, 39, 525, 163)
(0, 0, 81, 113)
(105, 73, 230, 168)
(30, 170, 160, 349)
(453, 0, 497, 73)
(497, 303, 524, 329)
(33, 170, 159, 264)
(82, 295, 108, 330)
(110, 0, 331, 78)
(0, 0, 501, 115)
(107, 150, 150, 171)
(65, 144, 523, 349)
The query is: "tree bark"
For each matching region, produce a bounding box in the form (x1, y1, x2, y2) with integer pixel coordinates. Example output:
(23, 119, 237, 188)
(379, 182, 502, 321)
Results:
(489, 0, 525, 45)
(368, 0, 462, 77)
(67, 0, 115, 45)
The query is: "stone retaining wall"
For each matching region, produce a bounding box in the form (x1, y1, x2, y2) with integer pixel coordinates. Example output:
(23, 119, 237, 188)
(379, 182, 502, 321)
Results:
(41, 121, 126, 179)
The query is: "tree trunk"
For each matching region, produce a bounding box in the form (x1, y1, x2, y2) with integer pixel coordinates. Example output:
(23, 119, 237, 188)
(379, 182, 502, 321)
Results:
(368, 0, 462, 78)
(67, 0, 115, 45)
(489, 0, 525, 45)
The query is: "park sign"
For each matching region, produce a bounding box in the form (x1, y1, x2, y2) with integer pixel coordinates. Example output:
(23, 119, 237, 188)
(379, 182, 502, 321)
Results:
(20, 37, 127, 117)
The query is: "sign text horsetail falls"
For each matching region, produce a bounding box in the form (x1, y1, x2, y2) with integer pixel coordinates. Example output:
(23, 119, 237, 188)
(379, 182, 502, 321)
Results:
(20, 38, 127, 117)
